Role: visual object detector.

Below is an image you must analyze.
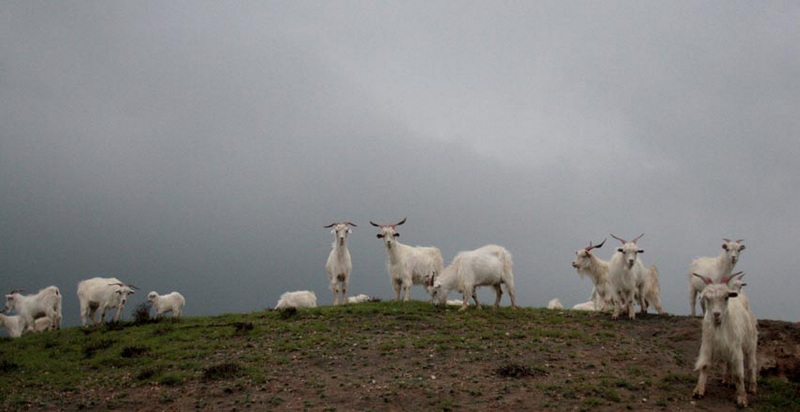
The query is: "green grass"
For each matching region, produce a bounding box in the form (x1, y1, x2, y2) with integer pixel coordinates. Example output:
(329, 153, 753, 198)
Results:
(1, 301, 797, 411)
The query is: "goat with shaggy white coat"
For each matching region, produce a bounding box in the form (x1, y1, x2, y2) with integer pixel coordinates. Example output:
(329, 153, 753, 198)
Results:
(0, 314, 52, 338)
(430, 244, 517, 310)
(692, 273, 758, 408)
(77, 277, 137, 326)
(370, 218, 444, 302)
(572, 239, 613, 312)
(324, 221, 356, 305)
(608, 234, 648, 320)
(2, 286, 62, 333)
(275, 290, 317, 309)
(689, 239, 746, 316)
(147, 291, 186, 318)
(640, 265, 664, 315)
(547, 298, 563, 310)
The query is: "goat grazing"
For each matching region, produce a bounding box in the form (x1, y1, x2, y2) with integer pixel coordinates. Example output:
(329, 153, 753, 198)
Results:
(147, 291, 186, 318)
(275, 290, 317, 310)
(572, 239, 613, 311)
(430, 244, 517, 310)
(689, 238, 746, 316)
(692, 273, 758, 407)
(608, 234, 647, 320)
(76, 277, 137, 326)
(324, 221, 356, 305)
(2, 286, 62, 333)
(370, 218, 444, 301)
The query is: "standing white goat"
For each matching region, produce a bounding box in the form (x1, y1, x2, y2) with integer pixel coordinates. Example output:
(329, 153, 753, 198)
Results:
(324, 221, 356, 305)
(2, 286, 62, 333)
(692, 273, 758, 408)
(370, 218, 444, 302)
(608, 234, 648, 320)
(147, 291, 186, 318)
(688, 238, 746, 316)
(430, 244, 517, 310)
(77, 277, 137, 326)
(572, 239, 613, 312)
(639, 264, 664, 315)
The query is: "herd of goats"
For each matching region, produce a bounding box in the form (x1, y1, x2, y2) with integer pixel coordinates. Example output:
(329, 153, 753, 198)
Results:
(1, 217, 757, 407)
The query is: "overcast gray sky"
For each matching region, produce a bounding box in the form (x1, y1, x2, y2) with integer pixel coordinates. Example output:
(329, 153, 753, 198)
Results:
(2, 2, 799, 331)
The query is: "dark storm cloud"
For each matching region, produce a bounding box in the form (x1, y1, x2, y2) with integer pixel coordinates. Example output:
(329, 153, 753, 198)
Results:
(2, 2, 799, 332)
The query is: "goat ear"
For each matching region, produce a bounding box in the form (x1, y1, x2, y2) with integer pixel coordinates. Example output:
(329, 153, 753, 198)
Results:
(617, 248, 623, 253)
(739, 244, 745, 251)
(376, 234, 384, 239)
(637, 249, 644, 254)
(728, 292, 738, 298)
(393, 233, 400, 237)
(722, 243, 728, 251)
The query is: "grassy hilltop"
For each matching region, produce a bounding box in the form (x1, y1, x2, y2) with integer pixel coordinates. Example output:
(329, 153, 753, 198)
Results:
(1, 301, 799, 411)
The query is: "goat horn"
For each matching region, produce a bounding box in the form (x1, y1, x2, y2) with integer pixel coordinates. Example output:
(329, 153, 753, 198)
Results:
(345, 221, 357, 227)
(632, 233, 645, 243)
(369, 221, 381, 227)
(736, 239, 744, 243)
(393, 217, 407, 227)
(8, 289, 24, 294)
(610, 234, 627, 244)
(723, 238, 731, 243)
(127, 284, 139, 290)
(323, 222, 338, 228)
(692, 273, 713, 285)
(585, 238, 606, 252)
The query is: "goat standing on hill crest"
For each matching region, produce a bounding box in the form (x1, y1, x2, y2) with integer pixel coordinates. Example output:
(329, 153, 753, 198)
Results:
(325, 221, 356, 305)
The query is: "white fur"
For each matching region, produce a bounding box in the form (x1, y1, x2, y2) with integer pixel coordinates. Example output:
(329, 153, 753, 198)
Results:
(2, 286, 62, 332)
(607, 234, 647, 320)
(640, 265, 664, 315)
(0, 314, 52, 337)
(275, 290, 317, 309)
(688, 239, 745, 316)
(346, 294, 375, 304)
(430, 244, 516, 310)
(325, 222, 356, 305)
(547, 298, 563, 310)
(371, 219, 444, 302)
(571, 301, 597, 311)
(76, 277, 136, 326)
(692, 274, 758, 408)
(147, 291, 186, 318)
(572, 240, 613, 311)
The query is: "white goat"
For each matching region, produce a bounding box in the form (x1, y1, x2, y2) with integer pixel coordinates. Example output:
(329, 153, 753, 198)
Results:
(346, 294, 378, 304)
(275, 290, 317, 309)
(571, 301, 597, 311)
(692, 273, 758, 408)
(370, 218, 444, 302)
(324, 221, 356, 305)
(76, 277, 137, 326)
(640, 265, 664, 315)
(547, 298, 563, 310)
(572, 239, 613, 311)
(608, 234, 647, 320)
(430, 244, 517, 310)
(2, 286, 62, 333)
(689, 238, 746, 316)
(0, 314, 52, 338)
(147, 291, 186, 318)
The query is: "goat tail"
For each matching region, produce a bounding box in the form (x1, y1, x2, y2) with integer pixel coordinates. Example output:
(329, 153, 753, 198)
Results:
(649, 265, 659, 280)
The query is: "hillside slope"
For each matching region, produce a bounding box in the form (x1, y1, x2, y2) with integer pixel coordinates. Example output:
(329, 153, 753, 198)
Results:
(1, 302, 798, 411)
